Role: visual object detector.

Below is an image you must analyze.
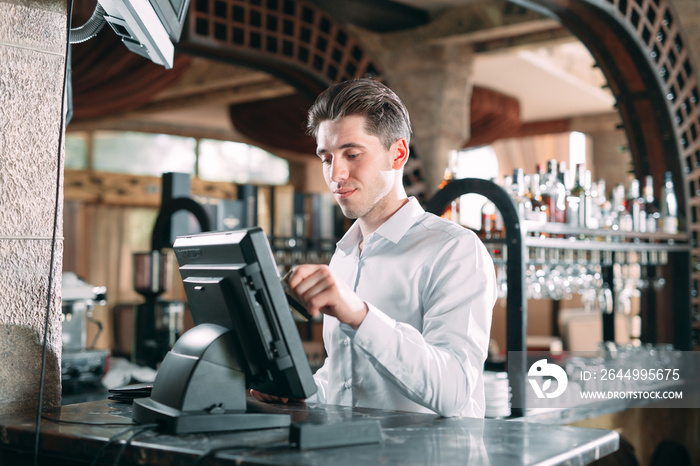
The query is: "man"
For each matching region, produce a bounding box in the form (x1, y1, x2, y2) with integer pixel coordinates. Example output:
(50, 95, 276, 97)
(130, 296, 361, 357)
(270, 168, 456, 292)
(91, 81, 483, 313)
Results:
(254, 78, 496, 417)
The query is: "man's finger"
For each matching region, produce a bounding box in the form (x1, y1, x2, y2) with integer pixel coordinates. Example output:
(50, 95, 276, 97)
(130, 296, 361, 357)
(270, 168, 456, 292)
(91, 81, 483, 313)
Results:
(250, 389, 289, 404)
(299, 279, 334, 314)
(287, 264, 323, 288)
(292, 266, 331, 297)
(250, 389, 265, 402)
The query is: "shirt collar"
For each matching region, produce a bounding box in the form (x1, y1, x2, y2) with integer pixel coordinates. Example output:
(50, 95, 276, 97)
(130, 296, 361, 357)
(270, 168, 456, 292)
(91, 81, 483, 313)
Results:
(336, 197, 424, 253)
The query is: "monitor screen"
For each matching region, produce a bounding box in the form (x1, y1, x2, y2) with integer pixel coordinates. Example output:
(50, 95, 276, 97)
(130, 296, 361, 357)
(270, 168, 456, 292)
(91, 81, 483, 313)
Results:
(132, 227, 317, 434)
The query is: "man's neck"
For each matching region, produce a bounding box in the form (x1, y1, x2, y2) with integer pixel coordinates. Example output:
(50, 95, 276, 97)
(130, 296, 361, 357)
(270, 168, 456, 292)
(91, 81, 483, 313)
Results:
(357, 196, 410, 243)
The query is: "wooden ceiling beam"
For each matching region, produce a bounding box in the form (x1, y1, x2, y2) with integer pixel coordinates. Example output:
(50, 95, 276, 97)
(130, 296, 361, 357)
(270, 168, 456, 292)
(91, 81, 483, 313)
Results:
(138, 79, 296, 115)
(68, 79, 296, 131)
(154, 60, 279, 100)
(67, 119, 239, 140)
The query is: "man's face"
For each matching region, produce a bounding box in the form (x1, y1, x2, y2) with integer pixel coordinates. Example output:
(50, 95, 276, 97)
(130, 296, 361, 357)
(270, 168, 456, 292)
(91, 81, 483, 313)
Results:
(316, 115, 397, 220)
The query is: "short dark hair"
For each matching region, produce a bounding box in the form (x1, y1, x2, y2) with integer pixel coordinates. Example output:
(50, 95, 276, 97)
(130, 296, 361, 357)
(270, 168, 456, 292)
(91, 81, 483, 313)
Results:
(306, 78, 412, 150)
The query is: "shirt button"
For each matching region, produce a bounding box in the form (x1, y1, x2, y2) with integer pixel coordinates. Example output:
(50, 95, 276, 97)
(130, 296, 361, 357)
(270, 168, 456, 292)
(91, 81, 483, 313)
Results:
(344, 338, 351, 346)
(344, 381, 351, 390)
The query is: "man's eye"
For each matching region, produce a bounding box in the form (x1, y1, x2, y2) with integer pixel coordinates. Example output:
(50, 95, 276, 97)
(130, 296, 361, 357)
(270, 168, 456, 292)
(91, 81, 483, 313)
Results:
(347, 153, 360, 159)
(321, 158, 332, 164)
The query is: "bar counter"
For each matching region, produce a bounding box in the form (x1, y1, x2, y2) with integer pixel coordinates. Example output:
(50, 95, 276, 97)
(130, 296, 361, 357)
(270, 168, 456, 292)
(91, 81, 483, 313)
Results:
(0, 398, 619, 465)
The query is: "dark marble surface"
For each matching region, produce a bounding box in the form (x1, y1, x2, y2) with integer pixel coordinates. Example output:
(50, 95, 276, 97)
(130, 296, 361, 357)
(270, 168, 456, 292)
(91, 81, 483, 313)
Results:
(0, 398, 619, 465)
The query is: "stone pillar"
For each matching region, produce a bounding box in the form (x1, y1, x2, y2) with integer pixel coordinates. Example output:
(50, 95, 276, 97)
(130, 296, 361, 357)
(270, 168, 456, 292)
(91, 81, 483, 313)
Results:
(0, 0, 67, 415)
(375, 42, 475, 197)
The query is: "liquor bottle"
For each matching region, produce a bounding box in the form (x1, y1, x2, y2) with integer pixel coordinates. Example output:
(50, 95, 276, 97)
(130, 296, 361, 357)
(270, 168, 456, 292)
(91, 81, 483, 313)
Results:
(502, 175, 513, 192)
(559, 161, 571, 191)
(538, 164, 549, 199)
(599, 180, 616, 230)
(643, 175, 660, 233)
(528, 173, 548, 223)
(481, 188, 497, 239)
(659, 171, 679, 234)
(611, 183, 633, 232)
(554, 161, 569, 223)
(439, 152, 459, 222)
(625, 178, 646, 232)
(582, 170, 595, 229)
(589, 178, 606, 229)
(599, 185, 614, 230)
(567, 164, 586, 228)
(511, 168, 532, 220)
(540, 161, 555, 222)
(536, 163, 547, 180)
(523, 173, 531, 198)
(543, 159, 567, 223)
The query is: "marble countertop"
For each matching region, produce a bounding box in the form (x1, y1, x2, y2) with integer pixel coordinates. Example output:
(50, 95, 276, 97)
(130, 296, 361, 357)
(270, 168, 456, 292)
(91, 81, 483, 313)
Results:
(0, 398, 619, 465)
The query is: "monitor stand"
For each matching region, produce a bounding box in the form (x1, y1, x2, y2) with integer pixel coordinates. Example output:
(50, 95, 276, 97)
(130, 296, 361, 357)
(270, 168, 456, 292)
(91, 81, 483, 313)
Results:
(132, 323, 291, 434)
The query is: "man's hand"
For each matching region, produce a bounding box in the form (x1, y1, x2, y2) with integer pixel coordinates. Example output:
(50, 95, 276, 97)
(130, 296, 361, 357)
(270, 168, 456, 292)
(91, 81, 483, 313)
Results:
(250, 389, 308, 405)
(286, 264, 368, 329)
(249, 389, 289, 404)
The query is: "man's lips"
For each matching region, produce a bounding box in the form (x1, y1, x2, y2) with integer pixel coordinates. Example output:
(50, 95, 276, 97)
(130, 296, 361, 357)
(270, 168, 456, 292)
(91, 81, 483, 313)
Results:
(333, 188, 356, 200)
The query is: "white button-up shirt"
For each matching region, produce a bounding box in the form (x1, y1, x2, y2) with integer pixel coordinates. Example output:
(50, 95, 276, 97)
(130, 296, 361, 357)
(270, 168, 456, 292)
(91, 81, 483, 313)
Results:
(308, 197, 496, 417)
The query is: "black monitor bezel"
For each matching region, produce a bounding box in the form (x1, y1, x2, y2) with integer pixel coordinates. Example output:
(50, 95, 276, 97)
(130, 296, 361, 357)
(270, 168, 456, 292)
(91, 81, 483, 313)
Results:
(173, 227, 317, 400)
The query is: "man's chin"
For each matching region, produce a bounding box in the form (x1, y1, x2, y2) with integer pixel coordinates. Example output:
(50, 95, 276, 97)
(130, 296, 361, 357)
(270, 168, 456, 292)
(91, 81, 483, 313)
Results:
(338, 204, 362, 220)
(340, 210, 360, 220)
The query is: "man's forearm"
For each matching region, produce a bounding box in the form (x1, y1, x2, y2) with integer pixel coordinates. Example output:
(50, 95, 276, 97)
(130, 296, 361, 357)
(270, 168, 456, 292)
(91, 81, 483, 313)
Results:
(347, 305, 478, 417)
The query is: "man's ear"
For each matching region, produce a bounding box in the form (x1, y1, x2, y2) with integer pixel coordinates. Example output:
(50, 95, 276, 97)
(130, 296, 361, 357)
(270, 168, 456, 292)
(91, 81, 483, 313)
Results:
(392, 138, 409, 170)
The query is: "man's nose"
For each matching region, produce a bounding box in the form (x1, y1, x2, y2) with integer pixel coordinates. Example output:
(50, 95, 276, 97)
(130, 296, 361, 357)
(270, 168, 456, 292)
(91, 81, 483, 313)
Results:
(330, 158, 349, 182)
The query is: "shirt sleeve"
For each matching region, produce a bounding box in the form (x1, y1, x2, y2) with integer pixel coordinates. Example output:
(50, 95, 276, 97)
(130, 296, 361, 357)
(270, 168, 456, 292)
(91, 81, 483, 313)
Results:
(344, 231, 496, 417)
(306, 359, 329, 403)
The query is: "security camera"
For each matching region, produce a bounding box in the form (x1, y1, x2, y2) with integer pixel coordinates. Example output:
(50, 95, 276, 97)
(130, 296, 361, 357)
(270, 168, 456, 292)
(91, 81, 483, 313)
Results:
(98, 0, 175, 68)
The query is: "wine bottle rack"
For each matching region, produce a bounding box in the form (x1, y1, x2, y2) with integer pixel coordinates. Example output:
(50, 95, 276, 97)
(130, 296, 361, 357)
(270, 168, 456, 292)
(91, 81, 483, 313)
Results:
(426, 177, 692, 417)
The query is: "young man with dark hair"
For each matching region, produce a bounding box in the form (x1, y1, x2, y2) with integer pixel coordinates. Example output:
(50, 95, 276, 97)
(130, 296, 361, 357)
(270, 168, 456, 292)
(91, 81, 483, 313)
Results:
(254, 78, 496, 417)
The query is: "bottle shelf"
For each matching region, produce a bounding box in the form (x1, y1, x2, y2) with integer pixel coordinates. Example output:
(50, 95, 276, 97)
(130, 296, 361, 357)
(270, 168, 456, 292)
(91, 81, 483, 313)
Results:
(521, 220, 687, 242)
(484, 233, 687, 269)
(481, 222, 688, 257)
(522, 235, 689, 253)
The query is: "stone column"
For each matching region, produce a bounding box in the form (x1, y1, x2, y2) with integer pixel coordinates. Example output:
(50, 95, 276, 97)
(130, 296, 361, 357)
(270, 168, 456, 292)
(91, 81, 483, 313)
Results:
(374, 42, 475, 197)
(0, 0, 67, 415)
